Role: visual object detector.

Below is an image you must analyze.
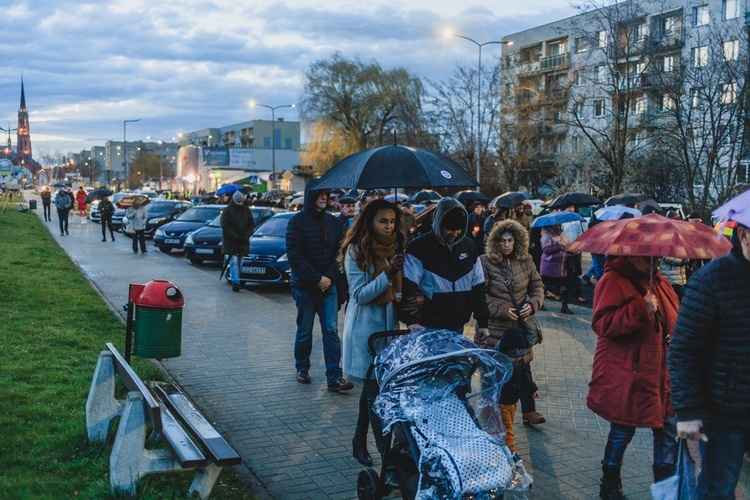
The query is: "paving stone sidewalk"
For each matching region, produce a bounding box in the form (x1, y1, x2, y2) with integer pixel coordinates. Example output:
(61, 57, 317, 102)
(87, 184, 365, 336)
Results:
(32, 197, 747, 499)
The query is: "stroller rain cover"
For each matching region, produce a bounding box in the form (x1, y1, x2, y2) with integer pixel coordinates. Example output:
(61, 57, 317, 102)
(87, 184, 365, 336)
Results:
(373, 329, 533, 499)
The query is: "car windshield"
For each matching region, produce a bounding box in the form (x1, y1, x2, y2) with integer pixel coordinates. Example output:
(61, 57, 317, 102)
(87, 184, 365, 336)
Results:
(147, 201, 177, 214)
(177, 207, 221, 223)
(208, 214, 222, 227)
(253, 216, 290, 237)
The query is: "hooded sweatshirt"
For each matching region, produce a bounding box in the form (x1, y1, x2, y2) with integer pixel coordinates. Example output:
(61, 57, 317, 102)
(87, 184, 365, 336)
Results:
(285, 179, 343, 290)
(400, 197, 489, 331)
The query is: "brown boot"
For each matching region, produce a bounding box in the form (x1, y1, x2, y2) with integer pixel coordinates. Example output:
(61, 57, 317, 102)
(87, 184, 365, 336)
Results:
(522, 412, 546, 425)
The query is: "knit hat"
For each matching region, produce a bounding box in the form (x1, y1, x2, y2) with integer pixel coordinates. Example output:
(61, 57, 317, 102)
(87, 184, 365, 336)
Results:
(441, 206, 467, 230)
(496, 326, 529, 356)
(232, 191, 245, 203)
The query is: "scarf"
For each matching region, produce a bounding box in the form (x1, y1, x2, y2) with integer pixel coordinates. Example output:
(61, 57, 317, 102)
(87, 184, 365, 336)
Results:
(371, 232, 402, 306)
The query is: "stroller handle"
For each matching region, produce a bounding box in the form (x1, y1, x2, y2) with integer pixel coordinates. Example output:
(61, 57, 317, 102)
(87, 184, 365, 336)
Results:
(366, 329, 411, 358)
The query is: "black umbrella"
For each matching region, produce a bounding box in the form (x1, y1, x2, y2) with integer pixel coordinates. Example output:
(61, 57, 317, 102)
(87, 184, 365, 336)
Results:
(605, 193, 661, 212)
(452, 190, 491, 205)
(314, 144, 479, 190)
(548, 192, 602, 208)
(490, 191, 530, 209)
(52, 182, 66, 188)
(408, 190, 442, 203)
(84, 188, 114, 204)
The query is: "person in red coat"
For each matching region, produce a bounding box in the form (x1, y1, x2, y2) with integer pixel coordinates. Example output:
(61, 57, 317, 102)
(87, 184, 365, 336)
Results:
(587, 256, 680, 499)
(76, 186, 88, 223)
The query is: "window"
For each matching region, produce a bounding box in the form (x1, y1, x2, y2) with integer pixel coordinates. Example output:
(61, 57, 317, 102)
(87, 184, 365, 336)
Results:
(630, 96, 647, 115)
(575, 36, 587, 53)
(692, 5, 709, 26)
(723, 39, 739, 61)
(553, 109, 563, 121)
(595, 65, 607, 82)
(660, 16, 679, 36)
(505, 83, 513, 95)
(692, 46, 708, 67)
(722, 82, 737, 104)
(549, 41, 565, 56)
(636, 23, 649, 41)
(662, 54, 676, 72)
(594, 99, 605, 117)
(659, 94, 676, 111)
(573, 70, 585, 86)
(723, 0, 739, 20)
(691, 87, 705, 108)
(597, 30, 608, 47)
(575, 101, 586, 119)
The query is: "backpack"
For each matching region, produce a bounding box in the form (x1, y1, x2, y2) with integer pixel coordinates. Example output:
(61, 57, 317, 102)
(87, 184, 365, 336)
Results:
(55, 192, 72, 211)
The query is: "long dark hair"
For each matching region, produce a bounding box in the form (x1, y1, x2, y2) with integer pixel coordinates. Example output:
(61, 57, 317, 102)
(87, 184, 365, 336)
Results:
(339, 199, 405, 271)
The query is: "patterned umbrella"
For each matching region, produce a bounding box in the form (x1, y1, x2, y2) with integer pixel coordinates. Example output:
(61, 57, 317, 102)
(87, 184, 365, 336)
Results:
(566, 213, 732, 259)
(530, 211, 585, 228)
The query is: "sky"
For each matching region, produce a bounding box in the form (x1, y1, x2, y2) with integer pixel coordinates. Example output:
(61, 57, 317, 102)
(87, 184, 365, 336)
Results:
(0, 0, 577, 160)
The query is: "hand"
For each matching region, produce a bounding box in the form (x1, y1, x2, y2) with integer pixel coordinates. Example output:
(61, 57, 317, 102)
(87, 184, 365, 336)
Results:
(386, 253, 405, 279)
(317, 276, 331, 291)
(533, 391, 540, 399)
(507, 308, 519, 321)
(519, 303, 533, 318)
(677, 420, 708, 442)
(644, 292, 659, 314)
(408, 323, 425, 333)
(475, 328, 490, 343)
(400, 294, 424, 314)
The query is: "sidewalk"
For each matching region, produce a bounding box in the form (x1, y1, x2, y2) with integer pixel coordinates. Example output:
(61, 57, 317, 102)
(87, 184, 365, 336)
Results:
(33, 197, 747, 499)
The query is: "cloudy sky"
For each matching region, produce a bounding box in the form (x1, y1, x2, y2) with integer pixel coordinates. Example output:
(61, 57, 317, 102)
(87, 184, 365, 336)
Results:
(0, 0, 576, 159)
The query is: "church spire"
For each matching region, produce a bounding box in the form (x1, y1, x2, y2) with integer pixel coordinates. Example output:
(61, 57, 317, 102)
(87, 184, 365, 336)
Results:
(20, 77, 27, 112)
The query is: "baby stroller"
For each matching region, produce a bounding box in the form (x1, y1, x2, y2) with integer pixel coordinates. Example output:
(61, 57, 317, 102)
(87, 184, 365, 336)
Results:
(356, 329, 533, 500)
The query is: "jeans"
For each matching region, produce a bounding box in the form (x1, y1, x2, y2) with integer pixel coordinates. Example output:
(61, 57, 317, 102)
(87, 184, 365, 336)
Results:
(57, 210, 69, 234)
(603, 415, 678, 467)
(292, 286, 343, 383)
(102, 219, 115, 240)
(227, 255, 240, 285)
(43, 203, 51, 220)
(585, 254, 605, 280)
(697, 422, 750, 498)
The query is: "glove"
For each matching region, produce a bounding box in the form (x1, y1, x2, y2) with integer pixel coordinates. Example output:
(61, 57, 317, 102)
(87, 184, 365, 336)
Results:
(475, 328, 490, 342)
(408, 323, 425, 333)
(385, 253, 404, 279)
(677, 420, 707, 442)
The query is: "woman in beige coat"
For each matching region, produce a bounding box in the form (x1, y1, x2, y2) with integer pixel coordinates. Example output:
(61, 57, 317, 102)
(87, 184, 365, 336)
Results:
(477, 219, 547, 424)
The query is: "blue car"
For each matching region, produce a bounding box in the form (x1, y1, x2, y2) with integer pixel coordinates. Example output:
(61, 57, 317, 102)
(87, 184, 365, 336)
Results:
(233, 212, 294, 285)
(183, 207, 285, 264)
(153, 205, 225, 254)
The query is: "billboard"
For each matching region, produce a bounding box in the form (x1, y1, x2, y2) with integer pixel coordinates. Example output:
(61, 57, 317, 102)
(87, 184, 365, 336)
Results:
(201, 148, 255, 167)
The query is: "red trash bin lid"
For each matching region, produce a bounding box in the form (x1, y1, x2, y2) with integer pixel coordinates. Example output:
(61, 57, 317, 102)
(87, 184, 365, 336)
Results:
(131, 280, 184, 308)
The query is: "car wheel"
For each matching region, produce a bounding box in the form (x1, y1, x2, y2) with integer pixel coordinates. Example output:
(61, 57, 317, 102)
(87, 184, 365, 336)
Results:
(159, 247, 172, 254)
(189, 258, 203, 265)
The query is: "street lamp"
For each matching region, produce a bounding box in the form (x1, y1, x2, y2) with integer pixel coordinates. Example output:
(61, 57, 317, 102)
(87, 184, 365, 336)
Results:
(445, 30, 512, 188)
(123, 119, 142, 188)
(248, 101, 296, 189)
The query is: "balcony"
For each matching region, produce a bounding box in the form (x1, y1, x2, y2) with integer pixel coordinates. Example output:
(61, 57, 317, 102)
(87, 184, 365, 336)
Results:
(649, 27, 685, 51)
(540, 53, 568, 71)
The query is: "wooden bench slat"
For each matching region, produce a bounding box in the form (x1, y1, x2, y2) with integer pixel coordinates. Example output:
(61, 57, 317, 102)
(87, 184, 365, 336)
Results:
(155, 388, 209, 468)
(106, 342, 161, 432)
(156, 383, 242, 466)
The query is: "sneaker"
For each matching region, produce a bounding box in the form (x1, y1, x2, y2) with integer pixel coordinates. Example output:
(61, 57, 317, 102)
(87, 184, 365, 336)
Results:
(232, 284, 240, 292)
(296, 370, 311, 384)
(65, 230, 69, 235)
(582, 275, 592, 286)
(522, 412, 547, 425)
(327, 378, 354, 392)
(102, 239, 107, 242)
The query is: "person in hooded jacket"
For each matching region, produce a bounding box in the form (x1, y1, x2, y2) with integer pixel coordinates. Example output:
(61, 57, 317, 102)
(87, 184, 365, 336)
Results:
(400, 197, 490, 337)
(286, 179, 352, 392)
(99, 195, 116, 242)
(588, 256, 680, 499)
(40, 186, 52, 221)
(221, 191, 255, 292)
(480, 219, 547, 425)
(54, 187, 72, 235)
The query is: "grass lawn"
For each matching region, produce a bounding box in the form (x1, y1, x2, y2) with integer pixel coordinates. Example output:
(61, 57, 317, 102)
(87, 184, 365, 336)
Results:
(0, 204, 254, 498)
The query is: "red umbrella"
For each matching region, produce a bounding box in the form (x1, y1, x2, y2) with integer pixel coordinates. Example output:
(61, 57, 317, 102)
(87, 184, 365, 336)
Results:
(566, 213, 732, 260)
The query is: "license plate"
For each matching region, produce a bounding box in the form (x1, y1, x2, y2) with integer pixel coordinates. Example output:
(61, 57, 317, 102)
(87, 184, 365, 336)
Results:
(242, 266, 265, 275)
(165, 238, 181, 244)
(195, 248, 214, 254)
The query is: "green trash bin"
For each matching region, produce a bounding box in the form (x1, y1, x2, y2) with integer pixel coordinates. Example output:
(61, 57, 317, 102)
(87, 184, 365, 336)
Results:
(130, 280, 184, 358)
(29, 199, 37, 210)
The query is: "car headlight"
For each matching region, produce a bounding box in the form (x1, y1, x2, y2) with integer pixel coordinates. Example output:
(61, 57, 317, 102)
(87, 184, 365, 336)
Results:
(277, 253, 288, 262)
(185, 233, 195, 245)
(155, 229, 165, 237)
(148, 217, 165, 225)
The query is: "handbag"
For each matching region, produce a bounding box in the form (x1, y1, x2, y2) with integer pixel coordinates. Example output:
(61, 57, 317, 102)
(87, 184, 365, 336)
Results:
(497, 263, 543, 346)
(650, 439, 698, 500)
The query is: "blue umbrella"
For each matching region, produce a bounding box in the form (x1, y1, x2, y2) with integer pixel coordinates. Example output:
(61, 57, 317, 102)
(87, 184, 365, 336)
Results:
(531, 211, 585, 228)
(595, 206, 642, 221)
(215, 184, 242, 196)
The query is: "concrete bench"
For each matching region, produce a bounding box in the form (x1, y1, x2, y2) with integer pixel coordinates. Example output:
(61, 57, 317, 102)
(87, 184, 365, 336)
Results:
(86, 343, 241, 498)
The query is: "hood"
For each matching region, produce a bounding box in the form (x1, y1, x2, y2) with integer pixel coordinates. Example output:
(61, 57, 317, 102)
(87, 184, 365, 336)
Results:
(303, 178, 327, 213)
(485, 219, 530, 264)
(605, 256, 659, 284)
(432, 197, 468, 249)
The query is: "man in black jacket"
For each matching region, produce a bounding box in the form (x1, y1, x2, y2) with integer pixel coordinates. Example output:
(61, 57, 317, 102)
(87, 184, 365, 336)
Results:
(400, 197, 490, 338)
(221, 191, 255, 292)
(668, 221, 750, 497)
(286, 179, 352, 392)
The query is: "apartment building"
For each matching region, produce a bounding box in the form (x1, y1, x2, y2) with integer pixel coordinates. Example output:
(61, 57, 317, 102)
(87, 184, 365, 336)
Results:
(501, 0, 749, 198)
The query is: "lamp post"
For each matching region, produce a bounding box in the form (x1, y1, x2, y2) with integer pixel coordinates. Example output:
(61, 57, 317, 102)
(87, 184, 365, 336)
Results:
(123, 119, 141, 188)
(248, 101, 296, 190)
(446, 31, 512, 189)
(146, 135, 177, 189)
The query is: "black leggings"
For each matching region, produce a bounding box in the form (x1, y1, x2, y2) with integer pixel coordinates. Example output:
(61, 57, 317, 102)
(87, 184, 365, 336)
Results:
(355, 379, 384, 453)
(102, 219, 115, 240)
(132, 230, 147, 253)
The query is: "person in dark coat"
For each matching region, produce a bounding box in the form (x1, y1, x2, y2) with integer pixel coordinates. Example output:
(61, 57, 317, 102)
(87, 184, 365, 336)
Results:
(54, 187, 72, 235)
(668, 222, 750, 498)
(40, 186, 52, 221)
(588, 256, 680, 498)
(467, 201, 487, 254)
(221, 191, 255, 292)
(286, 179, 352, 392)
(99, 195, 116, 242)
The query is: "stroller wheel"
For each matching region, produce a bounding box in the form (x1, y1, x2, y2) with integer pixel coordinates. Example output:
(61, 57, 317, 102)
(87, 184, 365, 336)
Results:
(357, 468, 382, 500)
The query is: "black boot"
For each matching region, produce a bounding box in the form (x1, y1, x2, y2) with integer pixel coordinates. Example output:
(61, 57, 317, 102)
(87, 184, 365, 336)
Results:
(561, 290, 574, 315)
(353, 388, 373, 466)
(352, 436, 372, 466)
(653, 463, 674, 483)
(600, 465, 623, 500)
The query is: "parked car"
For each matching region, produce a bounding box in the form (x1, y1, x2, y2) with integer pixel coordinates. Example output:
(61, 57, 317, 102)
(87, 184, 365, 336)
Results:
(184, 207, 285, 264)
(232, 212, 294, 286)
(89, 192, 130, 223)
(120, 200, 193, 238)
(153, 205, 225, 253)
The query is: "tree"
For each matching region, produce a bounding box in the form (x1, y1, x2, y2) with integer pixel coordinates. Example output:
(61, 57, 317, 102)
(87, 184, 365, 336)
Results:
(128, 150, 166, 189)
(300, 53, 431, 172)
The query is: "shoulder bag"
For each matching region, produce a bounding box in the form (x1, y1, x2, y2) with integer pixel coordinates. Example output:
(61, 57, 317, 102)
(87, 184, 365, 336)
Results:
(497, 262, 543, 346)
